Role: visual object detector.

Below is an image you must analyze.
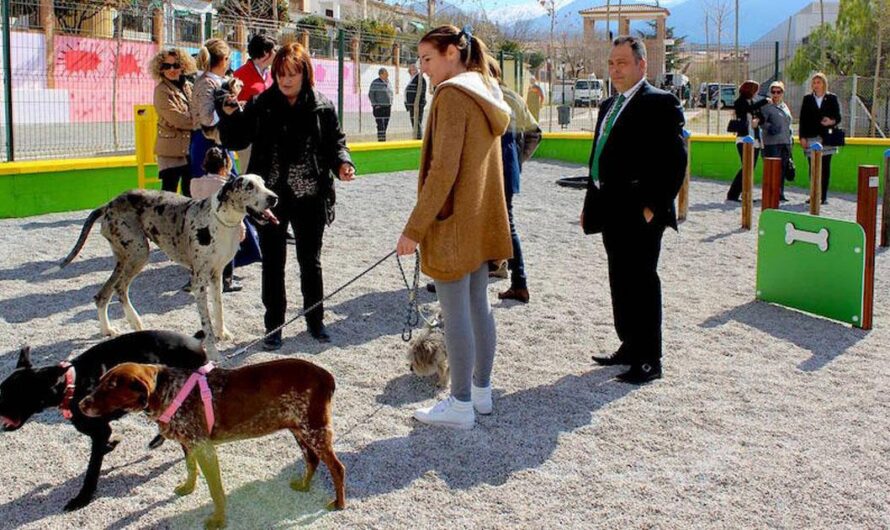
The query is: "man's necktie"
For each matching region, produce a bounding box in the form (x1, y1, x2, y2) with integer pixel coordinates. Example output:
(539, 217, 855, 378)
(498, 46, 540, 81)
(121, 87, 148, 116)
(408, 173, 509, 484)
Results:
(590, 94, 627, 181)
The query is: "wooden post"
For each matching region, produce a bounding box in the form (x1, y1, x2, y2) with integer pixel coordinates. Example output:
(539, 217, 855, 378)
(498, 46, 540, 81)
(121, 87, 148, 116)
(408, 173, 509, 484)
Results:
(761, 157, 782, 211)
(741, 136, 755, 230)
(855, 165, 879, 330)
(809, 143, 824, 215)
(40, 0, 54, 89)
(152, 8, 164, 45)
(881, 149, 890, 247)
(677, 130, 691, 222)
(393, 43, 400, 93)
(300, 30, 310, 51)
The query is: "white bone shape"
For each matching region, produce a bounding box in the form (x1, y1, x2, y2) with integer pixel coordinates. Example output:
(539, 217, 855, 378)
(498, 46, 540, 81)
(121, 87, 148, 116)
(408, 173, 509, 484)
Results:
(784, 222, 829, 252)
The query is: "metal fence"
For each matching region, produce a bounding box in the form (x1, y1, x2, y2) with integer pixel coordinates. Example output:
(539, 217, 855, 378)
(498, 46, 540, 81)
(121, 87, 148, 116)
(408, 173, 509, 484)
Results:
(0, 1, 530, 161)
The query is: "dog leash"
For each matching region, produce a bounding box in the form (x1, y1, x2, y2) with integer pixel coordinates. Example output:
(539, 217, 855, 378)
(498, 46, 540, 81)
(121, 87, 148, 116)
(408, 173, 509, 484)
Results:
(226, 249, 412, 360)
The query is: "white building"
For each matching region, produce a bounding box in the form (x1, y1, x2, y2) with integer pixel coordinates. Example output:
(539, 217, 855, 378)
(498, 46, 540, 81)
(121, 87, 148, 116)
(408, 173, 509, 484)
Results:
(290, 0, 343, 20)
(749, 1, 839, 82)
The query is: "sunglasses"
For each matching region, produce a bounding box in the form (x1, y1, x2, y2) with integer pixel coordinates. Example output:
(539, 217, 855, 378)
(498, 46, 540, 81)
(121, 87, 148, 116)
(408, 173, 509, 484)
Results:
(160, 62, 182, 70)
(770, 90, 783, 94)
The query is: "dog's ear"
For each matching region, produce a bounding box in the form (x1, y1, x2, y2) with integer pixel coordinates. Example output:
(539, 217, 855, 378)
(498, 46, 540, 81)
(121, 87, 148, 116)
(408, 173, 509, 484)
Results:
(16, 346, 32, 370)
(217, 178, 237, 204)
(129, 379, 150, 409)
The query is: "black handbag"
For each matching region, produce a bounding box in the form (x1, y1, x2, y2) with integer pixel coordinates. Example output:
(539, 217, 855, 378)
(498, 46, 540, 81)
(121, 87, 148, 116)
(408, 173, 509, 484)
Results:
(581, 180, 605, 234)
(823, 127, 846, 146)
(784, 156, 796, 182)
(727, 118, 745, 135)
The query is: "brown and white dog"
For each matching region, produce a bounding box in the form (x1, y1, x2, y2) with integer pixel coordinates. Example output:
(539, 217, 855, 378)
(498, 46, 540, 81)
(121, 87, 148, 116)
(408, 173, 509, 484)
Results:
(80, 359, 345, 529)
(58, 175, 278, 358)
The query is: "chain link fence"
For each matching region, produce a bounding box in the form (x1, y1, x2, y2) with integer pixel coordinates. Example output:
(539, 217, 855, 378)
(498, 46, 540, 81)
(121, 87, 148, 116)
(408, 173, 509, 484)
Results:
(0, 3, 531, 161)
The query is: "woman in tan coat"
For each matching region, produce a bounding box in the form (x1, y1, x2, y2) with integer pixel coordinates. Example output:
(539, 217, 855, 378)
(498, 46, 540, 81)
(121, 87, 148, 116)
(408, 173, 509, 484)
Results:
(397, 25, 512, 430)
(150, 48, 196, 195)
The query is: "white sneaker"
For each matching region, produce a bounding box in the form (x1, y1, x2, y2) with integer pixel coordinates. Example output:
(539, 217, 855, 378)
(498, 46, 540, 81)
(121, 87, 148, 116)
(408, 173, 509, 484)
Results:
(413, 396, 475, 430)
(471, 384, 493, 415)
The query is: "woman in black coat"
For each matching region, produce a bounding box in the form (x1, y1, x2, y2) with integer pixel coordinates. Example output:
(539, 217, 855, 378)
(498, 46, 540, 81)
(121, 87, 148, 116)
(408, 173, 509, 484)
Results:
(219, 42, 355, 349)
(727, 80, 770, 202)
(798, 72, 842, 204)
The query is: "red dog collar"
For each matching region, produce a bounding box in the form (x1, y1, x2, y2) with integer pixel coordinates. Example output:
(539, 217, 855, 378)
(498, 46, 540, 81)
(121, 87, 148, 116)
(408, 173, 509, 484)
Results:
(59, 361, 76, 420)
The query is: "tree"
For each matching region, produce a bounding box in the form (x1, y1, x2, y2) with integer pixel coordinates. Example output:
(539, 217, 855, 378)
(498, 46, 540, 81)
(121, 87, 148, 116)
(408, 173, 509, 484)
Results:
(217, 0, 288, 24)
(526, 51, 546, 71)
(636, 22, 690, 73)
(785, 0, 887, 83)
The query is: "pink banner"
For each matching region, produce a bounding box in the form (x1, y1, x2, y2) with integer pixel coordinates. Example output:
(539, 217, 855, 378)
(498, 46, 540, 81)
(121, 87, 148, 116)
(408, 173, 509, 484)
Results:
(54, 35, 157, 123)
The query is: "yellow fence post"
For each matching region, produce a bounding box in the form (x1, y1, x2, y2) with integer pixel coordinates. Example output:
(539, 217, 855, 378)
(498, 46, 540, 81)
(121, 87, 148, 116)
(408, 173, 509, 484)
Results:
(134, 105, 158, 189)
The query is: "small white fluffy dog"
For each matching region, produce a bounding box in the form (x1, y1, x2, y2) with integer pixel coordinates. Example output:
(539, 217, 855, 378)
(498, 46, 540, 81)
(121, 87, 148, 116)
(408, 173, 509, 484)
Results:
(407, 320, 448, 387)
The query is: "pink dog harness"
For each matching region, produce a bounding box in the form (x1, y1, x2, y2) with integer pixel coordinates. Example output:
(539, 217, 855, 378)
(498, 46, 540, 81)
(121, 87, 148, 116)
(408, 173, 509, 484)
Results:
(158, 362, 215, 433)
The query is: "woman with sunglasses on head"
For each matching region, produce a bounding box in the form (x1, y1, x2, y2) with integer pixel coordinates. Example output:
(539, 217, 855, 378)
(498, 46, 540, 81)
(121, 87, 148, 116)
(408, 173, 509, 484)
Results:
(761, 81, 794, 202)
(150, 48, 197, 195)
(190, 38, 237, 181)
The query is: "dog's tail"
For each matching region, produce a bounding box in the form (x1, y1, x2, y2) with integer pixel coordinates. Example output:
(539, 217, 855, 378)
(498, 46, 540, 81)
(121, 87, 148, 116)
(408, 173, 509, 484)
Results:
(59, 207, 104, 269)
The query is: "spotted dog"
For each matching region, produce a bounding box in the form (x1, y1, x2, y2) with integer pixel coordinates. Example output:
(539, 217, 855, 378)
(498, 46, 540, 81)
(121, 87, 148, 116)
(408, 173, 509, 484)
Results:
(80, 359, 346, 529)
(59, 175, 278, 357)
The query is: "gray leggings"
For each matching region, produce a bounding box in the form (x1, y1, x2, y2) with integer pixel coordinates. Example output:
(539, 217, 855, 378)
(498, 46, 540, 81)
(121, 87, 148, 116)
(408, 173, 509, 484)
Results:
(434, 264, 497, 402)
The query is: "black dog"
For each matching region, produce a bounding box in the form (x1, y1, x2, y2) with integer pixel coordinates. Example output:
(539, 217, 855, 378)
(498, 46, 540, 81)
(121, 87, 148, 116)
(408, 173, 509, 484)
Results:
(0, 330, 207, 510)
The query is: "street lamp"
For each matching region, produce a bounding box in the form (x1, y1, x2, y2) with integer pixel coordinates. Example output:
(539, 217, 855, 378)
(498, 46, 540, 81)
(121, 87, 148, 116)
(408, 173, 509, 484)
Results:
(540, 0, 557, 132)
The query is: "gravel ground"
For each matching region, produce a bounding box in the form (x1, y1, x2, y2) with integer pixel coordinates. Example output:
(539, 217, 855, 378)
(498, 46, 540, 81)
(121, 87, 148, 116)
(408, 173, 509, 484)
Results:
(0, 160, 888, 529)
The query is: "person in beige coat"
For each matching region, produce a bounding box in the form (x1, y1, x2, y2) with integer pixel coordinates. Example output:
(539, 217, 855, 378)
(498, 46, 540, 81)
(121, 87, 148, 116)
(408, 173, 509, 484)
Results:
(150, 48, 196, 195)
(397, 25, 512, 430)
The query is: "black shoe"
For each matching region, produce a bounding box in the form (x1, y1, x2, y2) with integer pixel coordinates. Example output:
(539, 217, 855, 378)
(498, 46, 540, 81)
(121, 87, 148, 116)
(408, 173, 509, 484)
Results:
(779, 195, 788, 202)
(223, 279, 243, 293)
(592, 349, 633, 366)
(726, 197, 741, 203)
(309, 322, 331, 343)
(616, 363, 662, 384)
(147, 433, 165, 450)
(821, 199, 828, 205)
(262, 331, 282, 351)
(426, 282, 436, 293)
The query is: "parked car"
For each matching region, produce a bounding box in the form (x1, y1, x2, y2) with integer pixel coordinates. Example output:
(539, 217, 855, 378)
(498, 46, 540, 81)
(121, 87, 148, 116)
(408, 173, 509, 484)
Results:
(574, 78, 603, 107)
(697, 83, 736, 108)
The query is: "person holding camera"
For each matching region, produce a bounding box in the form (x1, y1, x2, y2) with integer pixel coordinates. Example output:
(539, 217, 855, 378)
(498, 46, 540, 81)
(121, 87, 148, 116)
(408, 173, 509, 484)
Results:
(189, 38, 237, 179)
(760, 81, 794, 202)
(218, 42, 355, 349)
(151, 48, 196, 196)
(726, 80, 769, 202)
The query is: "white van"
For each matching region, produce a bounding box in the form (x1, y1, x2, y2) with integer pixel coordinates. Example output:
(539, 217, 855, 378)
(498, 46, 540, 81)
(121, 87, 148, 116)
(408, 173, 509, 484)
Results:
(574, 78, 603, 107)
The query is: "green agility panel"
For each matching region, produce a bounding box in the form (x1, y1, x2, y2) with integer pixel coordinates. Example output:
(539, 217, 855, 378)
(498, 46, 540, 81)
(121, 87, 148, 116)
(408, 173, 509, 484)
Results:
(756, 209, 866, 327)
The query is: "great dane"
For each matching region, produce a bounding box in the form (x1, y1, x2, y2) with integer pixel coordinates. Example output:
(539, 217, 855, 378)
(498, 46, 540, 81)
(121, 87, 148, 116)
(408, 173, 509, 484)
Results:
(60, 174, 278, 357)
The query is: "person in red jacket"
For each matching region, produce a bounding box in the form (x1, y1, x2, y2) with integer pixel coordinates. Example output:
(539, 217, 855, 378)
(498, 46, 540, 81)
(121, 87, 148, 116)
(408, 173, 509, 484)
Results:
(233, 34, 277, 172)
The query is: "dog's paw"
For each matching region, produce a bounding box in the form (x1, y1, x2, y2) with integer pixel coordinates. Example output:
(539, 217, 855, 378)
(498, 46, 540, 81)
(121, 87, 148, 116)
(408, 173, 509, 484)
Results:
(64, 493, 92, 511)
(204, 515, 227, 529)
(326, 499, 346, 511)
(219, 328, 234, 342)
(174, 482, 196, 496)
(101, 326, 121, 337)
(103, 438, 121, 455)
(290, 478, 310, 492)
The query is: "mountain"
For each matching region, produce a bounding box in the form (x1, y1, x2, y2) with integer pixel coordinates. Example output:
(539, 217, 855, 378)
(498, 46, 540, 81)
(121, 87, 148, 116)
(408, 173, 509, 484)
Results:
(500, 0, 817, 44)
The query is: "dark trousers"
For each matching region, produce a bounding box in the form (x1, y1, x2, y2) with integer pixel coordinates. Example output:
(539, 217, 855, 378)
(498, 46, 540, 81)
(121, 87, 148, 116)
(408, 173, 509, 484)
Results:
(727, 142, 761, 200)
(373, 105, 391, 142)
(602, 215, 666, 365)
(257, 191, 326, 332)
(762, 143, 791, 198)
(807, 153, 833, 202)
(406, 104, 424, 139)
(159, 164, 192, 197)
(504, 189, 527, 289)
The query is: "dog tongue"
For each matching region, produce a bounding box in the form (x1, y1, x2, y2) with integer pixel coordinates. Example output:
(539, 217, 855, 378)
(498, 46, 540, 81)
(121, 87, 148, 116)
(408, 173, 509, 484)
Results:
(264, 209, 280, 225)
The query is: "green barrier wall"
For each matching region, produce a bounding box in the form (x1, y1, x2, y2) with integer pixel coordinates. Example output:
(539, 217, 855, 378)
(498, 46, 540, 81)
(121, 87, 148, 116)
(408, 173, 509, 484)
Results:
(0, 138, 886, 218)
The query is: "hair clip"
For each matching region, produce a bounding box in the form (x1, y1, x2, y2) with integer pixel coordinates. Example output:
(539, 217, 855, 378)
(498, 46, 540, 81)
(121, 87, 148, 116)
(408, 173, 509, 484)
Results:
(459, 25, 474, 62)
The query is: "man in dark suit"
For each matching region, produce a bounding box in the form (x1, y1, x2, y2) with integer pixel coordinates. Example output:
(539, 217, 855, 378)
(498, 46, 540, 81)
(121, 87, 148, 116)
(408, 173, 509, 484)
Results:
(405, 63, 427, 139)
(583, 36, 687, 384)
